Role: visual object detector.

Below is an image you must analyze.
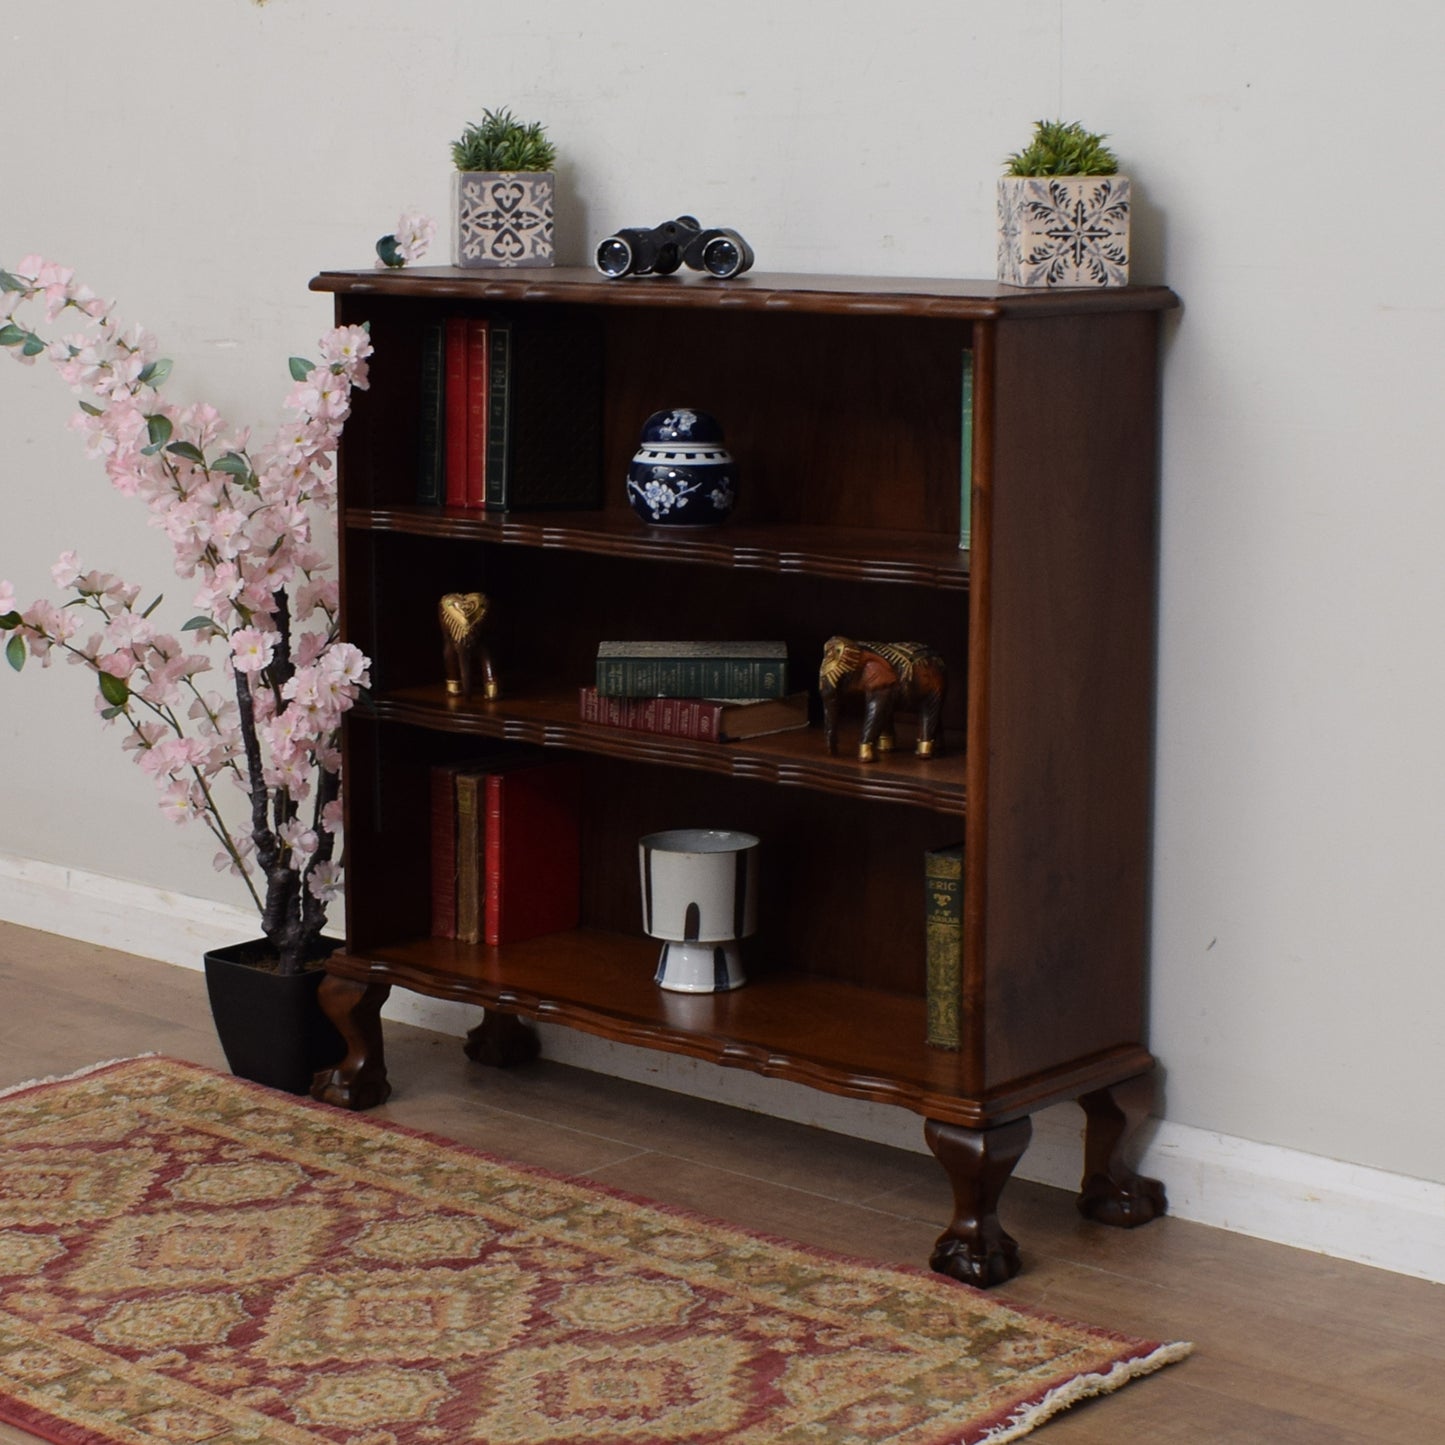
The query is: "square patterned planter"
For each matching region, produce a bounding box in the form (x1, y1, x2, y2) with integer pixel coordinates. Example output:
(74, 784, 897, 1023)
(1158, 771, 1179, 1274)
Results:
(453, 170, 555, 268)
(997, 175, 1131, 288)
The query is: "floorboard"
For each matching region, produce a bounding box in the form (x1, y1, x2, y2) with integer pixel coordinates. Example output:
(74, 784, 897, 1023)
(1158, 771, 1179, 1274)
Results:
(0, 920, 1440, 1443)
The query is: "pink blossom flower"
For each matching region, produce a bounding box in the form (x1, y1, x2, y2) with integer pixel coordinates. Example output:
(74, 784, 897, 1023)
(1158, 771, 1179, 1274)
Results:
(307, 861, 342, 901)
(230, 628, 275, 674)
(0, 580, 15, 614)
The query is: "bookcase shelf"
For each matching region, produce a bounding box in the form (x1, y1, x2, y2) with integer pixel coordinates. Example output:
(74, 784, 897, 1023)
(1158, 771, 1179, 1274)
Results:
(346, 505, 971, 591)
(312, 265, 1179, 1287)
(324, 928, 1152, 1128)
(365, 684, 966, 816)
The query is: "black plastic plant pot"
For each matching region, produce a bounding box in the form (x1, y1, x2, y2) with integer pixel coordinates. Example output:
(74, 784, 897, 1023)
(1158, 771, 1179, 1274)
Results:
(202, 938, 345, 1096)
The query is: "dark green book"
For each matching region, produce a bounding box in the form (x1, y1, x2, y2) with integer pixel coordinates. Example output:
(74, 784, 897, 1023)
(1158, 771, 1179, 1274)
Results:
(924, 843, 964, 1050)
(595, 641, 788, 700)
(416, 320, 445, 506)
(484, 316, 604, 511)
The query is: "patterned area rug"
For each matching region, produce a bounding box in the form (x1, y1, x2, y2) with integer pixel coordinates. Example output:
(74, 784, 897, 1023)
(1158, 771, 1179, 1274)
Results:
(0, 1057, 1188, 1444)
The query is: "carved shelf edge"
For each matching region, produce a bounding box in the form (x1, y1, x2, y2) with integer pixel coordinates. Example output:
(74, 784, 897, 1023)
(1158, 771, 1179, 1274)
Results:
(364, 687, 967, 817)
(311, 266, 1181, 321)
(326, 942, 1155, 1129)
(346, 507, 970, 592)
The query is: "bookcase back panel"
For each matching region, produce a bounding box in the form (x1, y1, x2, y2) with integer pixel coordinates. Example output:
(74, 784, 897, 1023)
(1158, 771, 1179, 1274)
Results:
(598, 309, 968, 536)
(343, 714, 960, 1000)
(336, 294, 969, 541)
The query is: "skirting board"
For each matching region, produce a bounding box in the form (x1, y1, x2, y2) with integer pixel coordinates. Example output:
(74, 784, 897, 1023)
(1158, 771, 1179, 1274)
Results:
(3, 849, 1442, 1285)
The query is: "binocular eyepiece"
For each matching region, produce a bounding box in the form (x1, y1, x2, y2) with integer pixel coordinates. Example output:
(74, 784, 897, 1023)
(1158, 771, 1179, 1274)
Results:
(595, 216, 754, 280)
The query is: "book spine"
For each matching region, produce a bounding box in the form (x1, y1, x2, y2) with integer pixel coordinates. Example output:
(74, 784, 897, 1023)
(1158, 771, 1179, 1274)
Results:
(484, 322, 511, 509)
(443, 317, 470, 509)
(960, 347, 974, 552)
(483, 773, 504, 946)
(455, 771, 484, 944)
(924, 844, 964, 1050)
(465, 318, 490, 510)
(595, 656, 787, 700)
(415, 321, 445, 506)
(578, 686, 725, 738)
(429, 764, 457, 937)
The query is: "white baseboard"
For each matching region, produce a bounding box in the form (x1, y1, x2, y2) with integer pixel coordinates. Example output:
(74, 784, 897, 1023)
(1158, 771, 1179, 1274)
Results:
(4, 851, 1441, 1284)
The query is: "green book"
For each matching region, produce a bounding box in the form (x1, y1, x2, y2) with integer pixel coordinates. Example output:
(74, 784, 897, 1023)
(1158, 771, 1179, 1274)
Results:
(595, 641, 788, 700)
(960, 348, 974, 552)
(924, 843, 964, 1050)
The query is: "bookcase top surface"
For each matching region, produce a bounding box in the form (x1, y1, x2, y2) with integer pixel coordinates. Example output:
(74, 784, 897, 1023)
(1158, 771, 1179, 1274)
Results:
(310, 266, 1178, 319)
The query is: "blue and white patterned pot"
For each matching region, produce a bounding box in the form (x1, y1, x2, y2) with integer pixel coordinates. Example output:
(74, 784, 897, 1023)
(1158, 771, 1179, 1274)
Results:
(626, 408, 737, 527)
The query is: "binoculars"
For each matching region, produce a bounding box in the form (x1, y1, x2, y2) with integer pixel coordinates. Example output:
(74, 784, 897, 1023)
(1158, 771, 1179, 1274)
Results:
(594, 216, 755, 280)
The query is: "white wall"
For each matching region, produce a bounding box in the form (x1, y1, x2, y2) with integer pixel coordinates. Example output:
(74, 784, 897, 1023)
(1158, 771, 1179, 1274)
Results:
(2, 1, 1442, 1189)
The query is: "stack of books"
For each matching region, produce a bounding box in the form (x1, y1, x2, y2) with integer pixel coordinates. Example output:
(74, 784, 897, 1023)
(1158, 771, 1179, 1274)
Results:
(430, 755, 582, 946)
(582, 641, 808, 743)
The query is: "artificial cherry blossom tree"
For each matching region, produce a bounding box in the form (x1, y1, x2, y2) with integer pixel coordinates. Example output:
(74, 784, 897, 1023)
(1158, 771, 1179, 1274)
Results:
(0, 255, 384, 973)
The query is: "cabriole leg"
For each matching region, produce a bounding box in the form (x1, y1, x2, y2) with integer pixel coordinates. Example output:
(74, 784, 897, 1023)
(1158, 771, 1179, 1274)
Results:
(310, 975, 392, 1110)
(1076, 1073, 1168, 1227)
(925, 1115, 1032, 1287)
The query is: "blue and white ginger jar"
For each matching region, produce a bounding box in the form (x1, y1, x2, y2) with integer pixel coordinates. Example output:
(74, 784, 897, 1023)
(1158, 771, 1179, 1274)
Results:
(626, 408, 737, 527)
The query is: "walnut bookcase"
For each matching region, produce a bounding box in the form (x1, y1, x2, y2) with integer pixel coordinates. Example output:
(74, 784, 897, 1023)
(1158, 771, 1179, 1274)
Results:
(308, 265, 1179, 1286)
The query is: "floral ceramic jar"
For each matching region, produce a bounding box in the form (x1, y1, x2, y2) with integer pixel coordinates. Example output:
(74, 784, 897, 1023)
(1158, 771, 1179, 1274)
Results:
(625, 408, 736, 526)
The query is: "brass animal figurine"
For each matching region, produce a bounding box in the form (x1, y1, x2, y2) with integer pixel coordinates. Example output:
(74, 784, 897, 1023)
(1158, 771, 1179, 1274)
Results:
(439, 592, 500, 701)
(819, 636, 947, 762)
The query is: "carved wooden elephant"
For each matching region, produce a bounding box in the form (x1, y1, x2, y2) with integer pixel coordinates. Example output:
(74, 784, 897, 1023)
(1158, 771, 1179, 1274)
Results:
(439, 592, 500, 701)
(819, 636, 947, 762)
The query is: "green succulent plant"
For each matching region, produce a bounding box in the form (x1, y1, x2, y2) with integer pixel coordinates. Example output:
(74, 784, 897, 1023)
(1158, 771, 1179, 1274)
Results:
(450, 108, 557, 173)
(1004, 119, 1119, 177)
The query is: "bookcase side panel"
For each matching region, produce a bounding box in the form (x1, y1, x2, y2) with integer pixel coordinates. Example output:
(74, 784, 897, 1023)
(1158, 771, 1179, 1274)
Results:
(978, 310, 1162, 1093)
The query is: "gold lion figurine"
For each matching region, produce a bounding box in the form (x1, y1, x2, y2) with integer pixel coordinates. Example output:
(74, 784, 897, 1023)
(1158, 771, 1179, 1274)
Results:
(439, 592, 500, 701)
(819, 636, 947, 762)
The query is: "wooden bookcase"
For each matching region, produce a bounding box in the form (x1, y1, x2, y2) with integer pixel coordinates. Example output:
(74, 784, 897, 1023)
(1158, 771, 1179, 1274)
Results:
(308, 265, 1179, 1286)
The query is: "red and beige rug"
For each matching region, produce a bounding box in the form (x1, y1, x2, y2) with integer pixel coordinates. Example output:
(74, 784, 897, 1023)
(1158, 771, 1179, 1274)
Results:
(0, 1056, 1188, 1444)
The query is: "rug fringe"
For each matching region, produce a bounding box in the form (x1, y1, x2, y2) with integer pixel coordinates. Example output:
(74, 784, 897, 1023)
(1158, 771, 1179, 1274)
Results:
(976, 1339, 1194, 1443)
(0, 1053, 159, 1102)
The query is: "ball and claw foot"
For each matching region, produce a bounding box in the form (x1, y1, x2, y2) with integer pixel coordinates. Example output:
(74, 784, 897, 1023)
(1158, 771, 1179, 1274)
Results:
(1078, 1171, 1168, 1228)
(930, 1230, 1022, 1289)
(464, 1012, 541, 1069)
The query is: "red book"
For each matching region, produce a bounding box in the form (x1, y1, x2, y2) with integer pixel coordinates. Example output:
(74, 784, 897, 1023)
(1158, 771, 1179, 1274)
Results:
(483, 760, 582, 946)
(465, 319, 490, 509)
(443, 317, 470, 508)
(577, 686, 809, 743)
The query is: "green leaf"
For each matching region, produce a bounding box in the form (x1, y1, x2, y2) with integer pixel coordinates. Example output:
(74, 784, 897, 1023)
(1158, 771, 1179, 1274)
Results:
(141, 594, 163, 619)
(212, 451, 251, 477)
(20, 332, 45, 357)
(100, 703, 127, 720)
(0, 323, 26, 346)
(289, 356, 314, 382)
(78, 400, 104, 416)
(6, 635, 25, 672)
(138, 357, 173, 387)
(181, 615, 216, 632)
(140, 414, 174, 455)
(165, 440, 206, 464)
(0, 270, 28, 293)
(375, 235, 404, 268)
(0, 610, 20, 629)
(98, 672, 130, 707)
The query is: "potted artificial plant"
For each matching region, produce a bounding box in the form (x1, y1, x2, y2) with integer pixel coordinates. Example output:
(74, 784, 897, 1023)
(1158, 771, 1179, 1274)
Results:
(997, 119, 1131, 288)
(0, 255, 377, 1094)
(451, 107, 558, 268)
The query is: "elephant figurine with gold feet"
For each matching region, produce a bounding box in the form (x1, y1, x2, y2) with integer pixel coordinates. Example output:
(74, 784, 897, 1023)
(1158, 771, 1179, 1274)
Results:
(819, 636, 947, 762)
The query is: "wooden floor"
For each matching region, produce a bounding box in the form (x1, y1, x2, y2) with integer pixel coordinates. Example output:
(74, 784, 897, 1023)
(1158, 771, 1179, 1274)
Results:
(0, 921, 1440, 1443)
